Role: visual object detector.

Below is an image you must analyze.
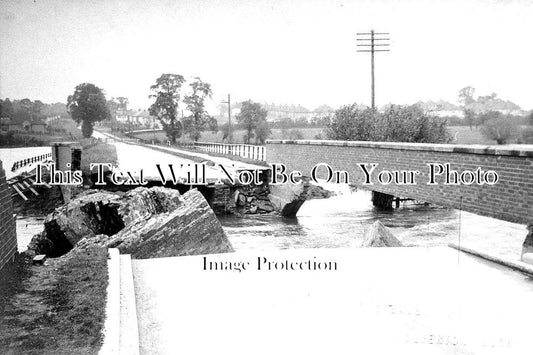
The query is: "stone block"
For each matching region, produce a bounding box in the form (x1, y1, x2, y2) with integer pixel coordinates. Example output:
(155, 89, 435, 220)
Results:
(32, 254, 47, 265)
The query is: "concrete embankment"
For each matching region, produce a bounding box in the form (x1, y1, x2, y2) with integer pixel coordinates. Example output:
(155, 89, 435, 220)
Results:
(449, 242, 533, 275)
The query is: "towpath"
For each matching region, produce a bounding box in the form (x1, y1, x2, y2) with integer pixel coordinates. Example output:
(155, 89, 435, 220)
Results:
(92, 131, 265, 183)
(93, 131, 265, 182)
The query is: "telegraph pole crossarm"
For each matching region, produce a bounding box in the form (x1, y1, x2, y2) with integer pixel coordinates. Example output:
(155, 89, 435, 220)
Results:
(356, 30, 390, 110)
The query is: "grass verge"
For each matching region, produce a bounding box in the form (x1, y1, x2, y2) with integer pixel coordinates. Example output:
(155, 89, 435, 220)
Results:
(0, 247, 108, 355)
(81, 139, 118, 177)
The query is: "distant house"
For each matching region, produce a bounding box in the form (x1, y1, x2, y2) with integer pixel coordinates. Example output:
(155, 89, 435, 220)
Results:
(262, 103, 314, 122)
(416, 96, 526, 118)
(313, 104, 335, 119)
(115, 109, 160, 128)
(415, 100, 464, 118)
(466, 97, 524, 116)
(0, 117, 47, 133)
(45, 115, 62, 124)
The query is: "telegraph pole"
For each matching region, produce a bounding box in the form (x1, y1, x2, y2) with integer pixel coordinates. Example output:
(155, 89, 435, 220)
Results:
(222, 94, 232, 143)
(356, 30, 390, 110)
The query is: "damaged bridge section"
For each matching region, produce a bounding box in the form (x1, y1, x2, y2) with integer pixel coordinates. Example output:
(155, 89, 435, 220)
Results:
(266, 140, 533, 260)
(25, 187, 233, 259)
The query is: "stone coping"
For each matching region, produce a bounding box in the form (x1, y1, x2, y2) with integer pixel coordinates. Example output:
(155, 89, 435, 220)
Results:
(51, 141, 82, 146)
(448, 243, 533, 275)
(266, 140, 533, 157)
(99, 248, 120, 355)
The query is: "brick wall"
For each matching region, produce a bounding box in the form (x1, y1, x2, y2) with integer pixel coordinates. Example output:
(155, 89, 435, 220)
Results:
(204, 185, 236, 214)
(0, 160, 17, 271)
(266, 140, 533, 225)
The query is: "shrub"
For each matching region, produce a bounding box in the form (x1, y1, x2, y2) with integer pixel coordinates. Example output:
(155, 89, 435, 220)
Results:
(326, 104, 450, 143)
(518, 126, 533, 144)
(287, 129, 304, 140)
(479, 111, 519, 144)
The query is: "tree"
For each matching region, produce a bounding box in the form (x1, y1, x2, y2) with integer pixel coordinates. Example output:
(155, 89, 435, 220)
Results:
(236, 100, 268, 144)
(19, 98, 33, 119)
(255, 120, 272, 144)
(67, 83, 111, 138)
(326, 104, 450, 143)
(148, 74, 186, 144)
(219, 123, 231, 142)
(107, 96, 129, 120)
(182, 77, 214, 141)
(480, 111, 518, 144)
(311, 115, 331, 127)
(0, 98, 14, 118)
(115, 97, 129, 110)
(41, 102, 68, 118)
(463, 108, 476, 130)
(458, 86, 475, 106)
(106, 99, 120, 120)
(32, 100, 45, 117)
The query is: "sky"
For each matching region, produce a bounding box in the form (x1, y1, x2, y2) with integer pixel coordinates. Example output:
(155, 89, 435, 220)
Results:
(1, 0, 532, 113)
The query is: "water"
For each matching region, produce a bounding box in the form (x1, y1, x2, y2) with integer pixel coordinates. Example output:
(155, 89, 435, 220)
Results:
(0, 146, 55, 251)
(16, 217, 46, 252)
(220, 185, 527, 261)
(12, 184, 63, 252)
(9, 181, 527, 262)
(0, 146, 51, 179)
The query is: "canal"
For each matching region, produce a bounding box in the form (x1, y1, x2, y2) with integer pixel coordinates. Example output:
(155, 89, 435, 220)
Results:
(0, 146, 51, 179)
(220, 184, 527, 261)
(12, 181, 528, 263)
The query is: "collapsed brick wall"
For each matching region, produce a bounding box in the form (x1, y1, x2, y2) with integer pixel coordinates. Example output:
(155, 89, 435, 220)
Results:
(266, 141, 533, 225)
(0, 160, 17, 271)
(209, 185, 234, 214)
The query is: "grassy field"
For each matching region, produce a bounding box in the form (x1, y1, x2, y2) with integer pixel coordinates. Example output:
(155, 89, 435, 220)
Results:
(1, 118, 83, 148)
(448, 125, 533, 145)
(0, 247, 108, 355)
(132, 127, 326, 144)
(130, 125, 532, 146)
(448, 126, 495, 145)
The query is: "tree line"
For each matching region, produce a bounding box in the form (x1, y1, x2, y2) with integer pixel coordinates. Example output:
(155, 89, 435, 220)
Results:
(14, 80, 529, 145)
(148, 74, 271, 144)
(0, 98, 68, 122)
(59, 76, 272, 143)
(458, 86, 533, 144)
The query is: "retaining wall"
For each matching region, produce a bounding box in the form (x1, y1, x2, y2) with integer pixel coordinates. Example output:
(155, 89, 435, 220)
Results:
(0, 160, 17, 271)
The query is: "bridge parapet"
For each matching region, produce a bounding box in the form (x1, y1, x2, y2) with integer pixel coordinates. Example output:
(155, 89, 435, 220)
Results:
(194, 142, 266, 162)
(266, 140, 533, 225)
